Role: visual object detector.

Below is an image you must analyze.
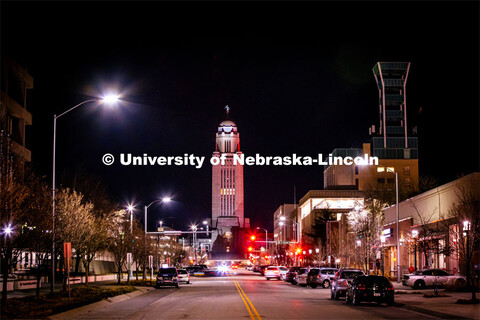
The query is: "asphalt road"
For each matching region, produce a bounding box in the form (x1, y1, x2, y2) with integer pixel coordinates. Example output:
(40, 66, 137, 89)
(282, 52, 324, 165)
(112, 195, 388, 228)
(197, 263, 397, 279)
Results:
(70, 270, 440, 320)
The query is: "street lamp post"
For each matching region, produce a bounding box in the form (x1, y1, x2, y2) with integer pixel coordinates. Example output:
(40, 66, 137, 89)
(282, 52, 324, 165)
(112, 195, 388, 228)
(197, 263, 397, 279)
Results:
(191, 224, 198, 264)
(378, 166, 400, 283)
(144, 197, 171, 275)
(52, 95, 119, 293)
(257, 227, 268, 253)
(126, 205, 134, 278)
(280, 216, 299, 243)
(463, 220, 471, 289)
(412, 230, 418, 271)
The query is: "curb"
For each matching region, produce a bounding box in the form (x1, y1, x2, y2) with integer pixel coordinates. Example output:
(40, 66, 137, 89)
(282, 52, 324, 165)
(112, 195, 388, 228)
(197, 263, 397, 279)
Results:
(48, 287, 151, 320)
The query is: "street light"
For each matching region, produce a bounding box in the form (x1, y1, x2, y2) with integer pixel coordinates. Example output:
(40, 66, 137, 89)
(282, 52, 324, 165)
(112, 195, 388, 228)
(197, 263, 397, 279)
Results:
(378, 166, 400, 283)
(412, 230, 418, 271)
(203, 220, 209, 236)
(256, 227, 268, 253)
(127, 205, 134, 233)
(52, 95, 120, 293)
(144, 197, 171, 234)
(191, 224, 198, 264)
(279, 215, 299, 242)
(463, 220, 471, 289)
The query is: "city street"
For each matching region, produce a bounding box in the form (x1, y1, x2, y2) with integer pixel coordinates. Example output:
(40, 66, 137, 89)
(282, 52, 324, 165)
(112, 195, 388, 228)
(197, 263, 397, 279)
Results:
(53, 270, 457, 320)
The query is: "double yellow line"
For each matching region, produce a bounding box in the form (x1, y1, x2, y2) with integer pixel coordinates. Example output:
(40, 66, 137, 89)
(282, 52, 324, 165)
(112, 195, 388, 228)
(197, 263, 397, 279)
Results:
(234, 280, 262, 320)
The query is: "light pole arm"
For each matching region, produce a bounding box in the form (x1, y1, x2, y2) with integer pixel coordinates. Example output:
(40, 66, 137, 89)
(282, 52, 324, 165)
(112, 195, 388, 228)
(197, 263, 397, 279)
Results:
(55, 99, 99, 119)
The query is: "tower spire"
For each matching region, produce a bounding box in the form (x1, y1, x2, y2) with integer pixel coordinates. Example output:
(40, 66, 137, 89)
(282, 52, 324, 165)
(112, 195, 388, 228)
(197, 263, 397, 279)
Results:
(224, 105, 230, 117)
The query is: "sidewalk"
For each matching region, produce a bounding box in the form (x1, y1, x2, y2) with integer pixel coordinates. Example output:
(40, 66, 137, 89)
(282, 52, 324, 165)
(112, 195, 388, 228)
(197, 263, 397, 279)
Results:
(393, 282, 479, 320)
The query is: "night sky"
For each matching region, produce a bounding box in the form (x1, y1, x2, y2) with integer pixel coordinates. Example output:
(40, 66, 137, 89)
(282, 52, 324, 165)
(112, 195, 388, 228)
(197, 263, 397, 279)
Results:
(2, 1, 479, 232)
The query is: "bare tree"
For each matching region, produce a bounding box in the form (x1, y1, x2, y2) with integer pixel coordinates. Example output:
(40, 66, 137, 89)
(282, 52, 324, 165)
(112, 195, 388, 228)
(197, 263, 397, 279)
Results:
(107, 210, 133, 284)
(347, 200, 384, 274)
(443, 181, 479, 301)
(0, 133, 30, 305)
(408, 201, 445, 269)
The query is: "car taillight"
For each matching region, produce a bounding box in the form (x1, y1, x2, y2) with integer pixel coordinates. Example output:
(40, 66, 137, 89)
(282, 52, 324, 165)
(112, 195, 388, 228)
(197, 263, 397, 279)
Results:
(387, 284, 394, 291)
(358, 284, 366, 290)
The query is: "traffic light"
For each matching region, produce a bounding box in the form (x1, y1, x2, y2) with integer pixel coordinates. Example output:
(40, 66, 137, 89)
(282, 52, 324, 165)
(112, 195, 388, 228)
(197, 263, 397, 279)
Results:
(250, 235, 256, 241)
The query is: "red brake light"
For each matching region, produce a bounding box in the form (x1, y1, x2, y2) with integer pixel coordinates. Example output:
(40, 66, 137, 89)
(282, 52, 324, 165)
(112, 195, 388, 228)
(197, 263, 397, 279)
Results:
(358, 284, 366, 290)
(387, 284, 394, 291)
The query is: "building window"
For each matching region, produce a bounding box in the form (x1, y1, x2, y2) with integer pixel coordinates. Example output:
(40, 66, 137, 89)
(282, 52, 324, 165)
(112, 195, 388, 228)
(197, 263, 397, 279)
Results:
(377, 178, 385, 184)
(387, 178, 395, 184)
(355, 178, 359, 187)
(404, 167, 411, 176)
(355, 166, 358, 175)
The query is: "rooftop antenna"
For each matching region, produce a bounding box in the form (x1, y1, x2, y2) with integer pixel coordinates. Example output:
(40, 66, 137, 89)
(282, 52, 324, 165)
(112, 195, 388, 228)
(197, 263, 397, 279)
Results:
(224, 105, 230, 117)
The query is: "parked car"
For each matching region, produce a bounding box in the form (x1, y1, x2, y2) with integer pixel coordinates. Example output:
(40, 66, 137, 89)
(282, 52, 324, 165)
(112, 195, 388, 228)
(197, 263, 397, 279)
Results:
(296, 267, 310, 287)
(285, 267, 303, 284)
(177, 268, 190, 284)
(265, 266, 289, 280)
(307, 267, 338, 288)
(402, 269, 467, 289)
(345, 275, 394, 306)
(331, 268, 364, 300)
(156, 267, 179, 288)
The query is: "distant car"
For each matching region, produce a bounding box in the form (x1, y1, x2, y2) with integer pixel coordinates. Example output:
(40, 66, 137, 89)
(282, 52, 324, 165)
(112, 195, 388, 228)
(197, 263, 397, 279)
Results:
(264, 266, 289, 280)
(296, 267, 310, 287)
(156, 267, 179, 288)
(258, 265, 272, 276)
(186, 265, 208, 276)
(231, 264, 239, 270)
(285, 267, 303, 284)
(402, 269, 467, 289)
(177, 268, 190, 284)
(331, 268, 364, 300)
(345, 275, 394, 306)
(307, 267, 338, 288)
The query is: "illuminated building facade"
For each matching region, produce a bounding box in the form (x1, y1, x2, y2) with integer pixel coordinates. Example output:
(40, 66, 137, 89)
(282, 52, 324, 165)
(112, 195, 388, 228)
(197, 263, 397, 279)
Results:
(211, 119, 245, 230)
(324, 62, 419, 196)
(297, 190, 367, 265)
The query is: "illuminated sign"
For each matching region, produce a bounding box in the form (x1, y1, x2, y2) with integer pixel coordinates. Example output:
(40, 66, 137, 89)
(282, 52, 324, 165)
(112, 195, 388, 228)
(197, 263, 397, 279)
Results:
(382, 228, 393, 237)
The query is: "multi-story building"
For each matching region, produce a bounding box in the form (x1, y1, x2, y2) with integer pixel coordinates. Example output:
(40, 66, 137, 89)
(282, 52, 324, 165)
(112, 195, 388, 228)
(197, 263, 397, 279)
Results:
(211, 113, 250, 258)
(324, 62, 419, 198)
(298, 189, 366, 266)
(212, 118, 245, 230)
(0, 55, 33, 177)
(382, 172, 479, 279)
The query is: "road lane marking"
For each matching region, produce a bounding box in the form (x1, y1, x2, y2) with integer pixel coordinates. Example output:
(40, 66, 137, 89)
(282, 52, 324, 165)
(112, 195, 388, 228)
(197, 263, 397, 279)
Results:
(234, 281, 255, 320)
(235, 281, 262, 320)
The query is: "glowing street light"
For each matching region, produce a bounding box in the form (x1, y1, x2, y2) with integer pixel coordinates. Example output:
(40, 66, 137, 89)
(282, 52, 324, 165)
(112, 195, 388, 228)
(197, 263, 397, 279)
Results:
(127, 204, 134, 233)
(2, 224, 13, 237)
(101, 94, 120, 104)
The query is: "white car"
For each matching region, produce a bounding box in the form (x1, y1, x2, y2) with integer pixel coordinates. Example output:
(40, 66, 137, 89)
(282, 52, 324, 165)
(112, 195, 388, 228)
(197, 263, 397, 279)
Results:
(402, 269, 466, 289)
(177, 268, 190, 284)
(264, 266, 289, 280)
